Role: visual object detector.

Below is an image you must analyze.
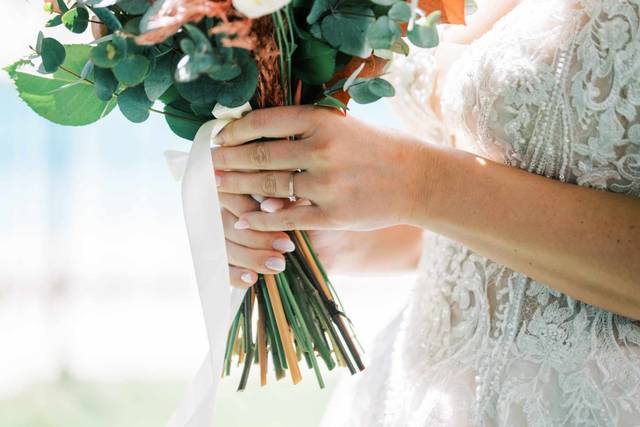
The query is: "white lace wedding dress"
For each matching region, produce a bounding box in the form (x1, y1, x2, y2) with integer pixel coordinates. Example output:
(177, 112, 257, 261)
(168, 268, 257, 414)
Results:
(320, 0, 640, 425)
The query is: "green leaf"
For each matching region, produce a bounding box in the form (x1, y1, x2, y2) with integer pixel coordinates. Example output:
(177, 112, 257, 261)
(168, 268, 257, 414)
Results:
(314, 95, 348, 110)
(56, 0, 70, 13)
(367, 77, 395, 97)
(36, 31, 45, 54)
(164, 103, 205, 141)
(144, 55, 173, 101)
(321, 5, 375, 57)
(407, 19, 439, 48)
(94, 67, 118, 101)
(367, 16, 401, 50)
(293, 38, 337, 85)
(118, 0, 150, 14)
(370, 0, 398, 5)
(62, 7, 90, 33)
(90, 42, 123, 68)
(388, 2, 411, 21)
(118, 85, 152, 123)
(213, 50, 258, 108)
(91, 7, 123, 32)
(41, 38, 67, 73)
(175, 75, 219, 105)
(46, 15, 63, 28)
(5, 44, 117, 126)
(306, 0, 331, 24)
(113, 54, 150, 86)
(390, 37, 410, 55)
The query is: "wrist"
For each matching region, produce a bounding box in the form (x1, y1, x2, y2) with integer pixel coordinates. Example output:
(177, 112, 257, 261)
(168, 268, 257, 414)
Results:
(405, 142, 458, 228)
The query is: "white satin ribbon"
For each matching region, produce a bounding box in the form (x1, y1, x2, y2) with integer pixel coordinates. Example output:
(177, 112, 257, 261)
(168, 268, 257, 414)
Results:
(165, 102, 252, 427)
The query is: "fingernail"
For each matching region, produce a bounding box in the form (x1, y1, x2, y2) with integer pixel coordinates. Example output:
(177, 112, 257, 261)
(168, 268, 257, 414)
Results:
(241, 272, 254, 284)
(261, 198, 285, 213)
(265, 257, 286, 272)
(234, 219, 250, 230)
(215, 174, 221, 187)
(272, 238, 295, 253)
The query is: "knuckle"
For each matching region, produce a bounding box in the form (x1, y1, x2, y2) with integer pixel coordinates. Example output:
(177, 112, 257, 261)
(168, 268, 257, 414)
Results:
(261, 173, 278, 196)
(280, 215, 296, 230)
(249, 110, 269, 130)
(249, 142, 270, 167)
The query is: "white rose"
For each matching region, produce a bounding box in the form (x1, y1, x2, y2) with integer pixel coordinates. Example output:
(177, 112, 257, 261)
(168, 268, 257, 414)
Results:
(232, 0, 291, 19)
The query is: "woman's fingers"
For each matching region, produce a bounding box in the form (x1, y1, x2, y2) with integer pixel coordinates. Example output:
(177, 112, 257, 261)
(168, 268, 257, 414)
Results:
(213, 139, 314, 171)
(237, 206, 328, 232)
(229, 266, 258, 289)
(222, 209, 295, 252)
(226, 240, 287, 274)
(217, 170, 314, 200)
(216, 106, 317, 146)
(218, 192, 260, 217)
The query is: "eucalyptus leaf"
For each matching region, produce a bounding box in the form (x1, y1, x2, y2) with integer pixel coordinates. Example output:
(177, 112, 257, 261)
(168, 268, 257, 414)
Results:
(367, 77, 394, 97)
(175, 76, 219, 105)
(348, 80, 380, 104)
(113, 54, 150, 86)
(307, 0, 331, 25)
(62, 7, 90, 33)
(41, 38, 67, 73)
(315, 95, 348, 110)
(46, 15, 63, 28)
(56, 0, 70, 13)
(118, 85, 152, 123)
(94, 67, 119, 101)
(407, 19, 439, 48)
(367, 16, 401, 50)
(91, 7, 123, 32)
(78, 0, 118, 6)
(118, 0, 150, 14)
(293, 38, 337, 85)
(5, 44, 117, 126)
(212, 51, 258, 108)
(388, 1, 411, 22)
(321, 5, 375, 57)
(164, 103, 205, 140)
(370, 0, 398, 5)
(90, 42, 123, 68)
(144, 55, 174, 101)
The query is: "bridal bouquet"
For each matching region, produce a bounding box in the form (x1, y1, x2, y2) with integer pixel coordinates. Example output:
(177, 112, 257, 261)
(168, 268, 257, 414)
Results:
(7, 0, 464, 391)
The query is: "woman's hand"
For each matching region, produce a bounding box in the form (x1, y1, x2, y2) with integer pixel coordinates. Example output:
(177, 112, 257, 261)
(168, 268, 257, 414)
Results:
(213, 106, 432, 232)
(219, 192, 296, 288)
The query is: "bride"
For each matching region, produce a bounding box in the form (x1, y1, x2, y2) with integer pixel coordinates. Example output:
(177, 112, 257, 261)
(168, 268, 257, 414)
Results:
(212, 0, 640, 424)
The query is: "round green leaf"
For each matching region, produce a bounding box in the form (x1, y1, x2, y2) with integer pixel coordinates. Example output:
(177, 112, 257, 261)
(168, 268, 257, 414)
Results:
(62, 7, 90, 34)
(6, 44, 117, 126)
(90, 42, 123, 68)
(41, 38, 66, 73)
(321, 6, 375, 58)
(388, 2, 411, 22)
(367, 78, 395, 97)
(213, 51, 258, 108)
(367, 16, 401, 50)
(408, 22, 439, 48)
(293, 38, 337, 85)
(370, 0, 399, 5)
(118, 0, 150, 14)
(94, 67, 119, 101)
(144, 55, 174, 101)
(175, 76, 219, 105)
(164, 103, 206, 141)
(113, 54, 150, 86)
(118, 85, 152, 123)
(348, 81, 381, 104)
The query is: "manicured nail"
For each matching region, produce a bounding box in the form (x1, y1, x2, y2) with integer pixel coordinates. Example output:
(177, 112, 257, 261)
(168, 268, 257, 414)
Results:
(272, 238, 295, 253)
(261, 198, 285, 213)
(265, 257, 286, 272)
(241, 272, 254, 284)
(234, 219, 250, 230)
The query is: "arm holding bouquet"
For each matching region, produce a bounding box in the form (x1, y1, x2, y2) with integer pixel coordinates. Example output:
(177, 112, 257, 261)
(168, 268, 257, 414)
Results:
(214, 106, 640, 320)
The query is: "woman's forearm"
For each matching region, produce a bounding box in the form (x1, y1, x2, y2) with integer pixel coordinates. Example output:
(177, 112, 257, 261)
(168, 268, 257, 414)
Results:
(413, 144, 640, 319)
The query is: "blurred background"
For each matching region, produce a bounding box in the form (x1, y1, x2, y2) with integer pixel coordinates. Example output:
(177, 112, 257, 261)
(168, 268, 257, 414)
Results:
(0, 2, 413, 426)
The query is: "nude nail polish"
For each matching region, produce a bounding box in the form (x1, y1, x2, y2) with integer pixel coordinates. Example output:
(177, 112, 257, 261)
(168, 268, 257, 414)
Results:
(265, 257, 286, 272)
(234, 219, 250, 229)
(273, 238, 295, 253)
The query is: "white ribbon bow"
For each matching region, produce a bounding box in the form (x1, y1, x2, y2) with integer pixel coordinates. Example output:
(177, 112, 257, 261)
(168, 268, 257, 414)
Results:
(165, 102, 251, 427)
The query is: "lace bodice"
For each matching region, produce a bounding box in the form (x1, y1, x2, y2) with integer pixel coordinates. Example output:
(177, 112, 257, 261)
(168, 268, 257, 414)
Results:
(321, 0, 640, 426)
